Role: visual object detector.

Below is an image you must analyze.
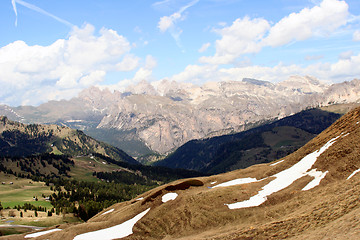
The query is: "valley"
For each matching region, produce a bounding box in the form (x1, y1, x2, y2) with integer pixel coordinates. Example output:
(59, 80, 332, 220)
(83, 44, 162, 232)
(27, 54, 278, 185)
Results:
(3, 105, 358, 240)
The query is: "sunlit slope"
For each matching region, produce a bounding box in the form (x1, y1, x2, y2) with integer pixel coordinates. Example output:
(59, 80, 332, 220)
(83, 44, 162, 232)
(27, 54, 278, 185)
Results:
(6, 106, 360, 240)
(0, 116, 137, 164)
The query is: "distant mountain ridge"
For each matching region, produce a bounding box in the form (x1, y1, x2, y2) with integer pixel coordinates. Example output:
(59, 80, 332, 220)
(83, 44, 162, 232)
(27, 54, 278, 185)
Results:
(1, 76, 360, 156)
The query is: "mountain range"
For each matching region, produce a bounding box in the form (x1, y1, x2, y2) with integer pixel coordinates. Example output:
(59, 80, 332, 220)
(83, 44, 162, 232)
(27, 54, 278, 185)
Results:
(6, 102, 360, 239)
(1, 76, 360, 156)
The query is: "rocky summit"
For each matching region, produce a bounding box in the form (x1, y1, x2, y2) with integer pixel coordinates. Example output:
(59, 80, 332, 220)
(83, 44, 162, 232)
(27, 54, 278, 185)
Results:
(7, 105, 360, 240)
(1, 76, 360, 155)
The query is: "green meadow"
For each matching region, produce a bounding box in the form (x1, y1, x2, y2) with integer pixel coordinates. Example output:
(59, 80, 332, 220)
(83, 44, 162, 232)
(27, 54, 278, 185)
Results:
(0, 173, 53, 209)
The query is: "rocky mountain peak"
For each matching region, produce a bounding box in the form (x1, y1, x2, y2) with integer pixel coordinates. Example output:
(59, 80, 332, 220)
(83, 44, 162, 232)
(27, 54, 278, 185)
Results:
(125, 80, 158, 96)
(277, 75, 328, 93)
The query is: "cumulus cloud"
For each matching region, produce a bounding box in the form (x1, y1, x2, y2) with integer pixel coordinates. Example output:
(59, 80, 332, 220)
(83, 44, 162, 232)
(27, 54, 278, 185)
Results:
(200, 16, 270, 64)
(262, 0, 349, 47)
(98, 55, 158, 92)
(0, 23, 138, 106)
(200, 0, 350, 65)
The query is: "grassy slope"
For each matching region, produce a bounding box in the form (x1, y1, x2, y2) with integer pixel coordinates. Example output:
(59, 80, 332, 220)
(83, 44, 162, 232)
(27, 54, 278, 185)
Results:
(29, 106, 360, 240)
(0, 173, 52, 209)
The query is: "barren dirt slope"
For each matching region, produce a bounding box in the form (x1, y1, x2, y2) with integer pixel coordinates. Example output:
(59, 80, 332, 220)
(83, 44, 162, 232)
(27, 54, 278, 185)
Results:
(5, 106, 360, 240)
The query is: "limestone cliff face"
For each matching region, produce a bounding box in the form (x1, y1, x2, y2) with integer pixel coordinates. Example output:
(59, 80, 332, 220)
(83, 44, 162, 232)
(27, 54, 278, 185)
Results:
(2, 76, 360, 155)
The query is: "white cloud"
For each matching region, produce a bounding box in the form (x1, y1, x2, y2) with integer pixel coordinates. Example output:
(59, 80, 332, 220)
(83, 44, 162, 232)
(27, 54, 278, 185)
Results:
(145, 55, 157, 69)
(198, 43, 211, 53)
(171, 51, 360, 85)
(0, 23, 137, 106)
(262, 0, 349, 47)
(116, 55, 140, 71)
(158, 13, 182, 33)
(170, 64, 219, 83)
(353, 30, 360, 41)
(200, 16, 270, 64)
(157, 0, 199, 47)
(200, 0, 350, 65)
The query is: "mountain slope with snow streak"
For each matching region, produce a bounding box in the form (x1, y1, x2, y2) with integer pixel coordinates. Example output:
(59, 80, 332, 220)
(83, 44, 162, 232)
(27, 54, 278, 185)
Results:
(5, 106, 360, 240)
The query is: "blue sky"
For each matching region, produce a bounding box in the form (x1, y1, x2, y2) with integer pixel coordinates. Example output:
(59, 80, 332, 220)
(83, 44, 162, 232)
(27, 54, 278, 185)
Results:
(1, 0, 360, 106)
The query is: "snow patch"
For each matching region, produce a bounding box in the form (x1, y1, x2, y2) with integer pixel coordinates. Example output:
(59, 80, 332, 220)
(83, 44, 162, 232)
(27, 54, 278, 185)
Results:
(210, 181, 217, 185)
(212, 178, 259, 188)
(136, 197, 144, 201)
(25, 229, 62, 238)
(73, 208, 150, 240)
(341, 132, 350, 138)
(162, 193, 178, 203)
(302, 169, 328, 191)
(270, 160, 284, 166)
(347, 169, 360, 180)
(101, 208, 114, 215)
(226, 136, 339, 209)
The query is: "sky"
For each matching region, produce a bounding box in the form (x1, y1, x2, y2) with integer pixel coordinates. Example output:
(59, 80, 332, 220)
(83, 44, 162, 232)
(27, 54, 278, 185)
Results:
(1, 0, 360, 106)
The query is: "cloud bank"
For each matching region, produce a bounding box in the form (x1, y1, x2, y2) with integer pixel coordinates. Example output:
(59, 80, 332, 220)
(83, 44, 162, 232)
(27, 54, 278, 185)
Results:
(0, 24, 139, 106)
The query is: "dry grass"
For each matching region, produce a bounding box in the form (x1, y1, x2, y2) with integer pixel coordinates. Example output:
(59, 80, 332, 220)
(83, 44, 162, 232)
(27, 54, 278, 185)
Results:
(4, 106, 360, 240)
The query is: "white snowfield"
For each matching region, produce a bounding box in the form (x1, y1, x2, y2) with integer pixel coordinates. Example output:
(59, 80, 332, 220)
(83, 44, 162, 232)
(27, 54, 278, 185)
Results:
(162, 193, 178, 202)
(347, 169, 360, 180)
(25, 228, 62, 238)
(73, 208, 150, 240)
(212, 177, 260, 188)
(101, 208, 114, 215)
(226, 136, 339, 209)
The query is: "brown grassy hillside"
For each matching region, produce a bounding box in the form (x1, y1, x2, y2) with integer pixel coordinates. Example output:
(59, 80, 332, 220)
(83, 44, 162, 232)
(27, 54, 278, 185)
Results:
(4, 106, 360, 240)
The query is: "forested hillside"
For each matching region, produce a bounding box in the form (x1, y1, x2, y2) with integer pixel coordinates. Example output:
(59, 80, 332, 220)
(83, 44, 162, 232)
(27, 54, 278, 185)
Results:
(156, 108, 342, 173)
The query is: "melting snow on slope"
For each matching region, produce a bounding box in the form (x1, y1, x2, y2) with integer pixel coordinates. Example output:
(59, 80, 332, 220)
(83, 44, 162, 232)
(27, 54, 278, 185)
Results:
(73, 208, 150, 240)
(226, 136, 339, 209)
(25, 229, 62, 238)
(101, 208, 114, 215)
(347, 169, 360, 180)
(270, 160, 284, 166)
(212, 178, 259, 188)
(162, 193, 178, 203)
(302, 169, 328, 191)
